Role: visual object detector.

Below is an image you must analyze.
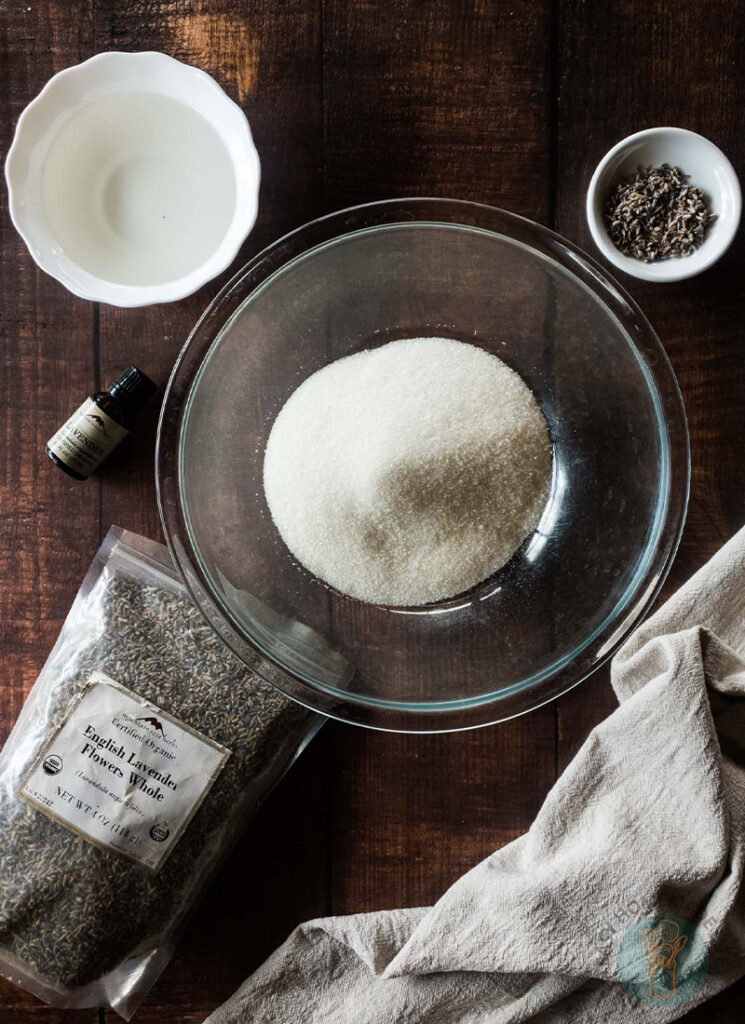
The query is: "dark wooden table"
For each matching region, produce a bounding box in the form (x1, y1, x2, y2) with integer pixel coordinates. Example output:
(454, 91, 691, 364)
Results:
(1, 1, 743, 1021)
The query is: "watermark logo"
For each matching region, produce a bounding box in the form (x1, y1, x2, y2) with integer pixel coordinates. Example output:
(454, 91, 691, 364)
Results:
(617, 915, 708, 1009)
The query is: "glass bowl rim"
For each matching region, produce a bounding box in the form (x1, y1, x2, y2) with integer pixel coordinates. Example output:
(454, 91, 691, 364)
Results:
(155, 197, 690, 733)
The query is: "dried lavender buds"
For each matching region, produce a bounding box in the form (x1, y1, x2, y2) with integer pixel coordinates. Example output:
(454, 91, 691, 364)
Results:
(605, 164, 715, 262)
(0, 571, 313, 991)
(0, 528, 319, 1015)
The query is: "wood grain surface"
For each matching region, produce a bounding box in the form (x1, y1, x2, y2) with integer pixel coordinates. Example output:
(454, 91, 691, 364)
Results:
(0, 0, 743, 1021)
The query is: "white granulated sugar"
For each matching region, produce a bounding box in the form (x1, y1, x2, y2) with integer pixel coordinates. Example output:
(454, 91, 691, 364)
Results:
(263, 336, 552, 606)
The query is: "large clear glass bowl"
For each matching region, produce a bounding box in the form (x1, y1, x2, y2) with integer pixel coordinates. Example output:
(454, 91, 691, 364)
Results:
(156, 199, 689, 732)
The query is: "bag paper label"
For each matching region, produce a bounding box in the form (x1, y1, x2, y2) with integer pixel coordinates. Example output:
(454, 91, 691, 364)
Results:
(47, 398, 129, 477)
(19, 672, 230, 871)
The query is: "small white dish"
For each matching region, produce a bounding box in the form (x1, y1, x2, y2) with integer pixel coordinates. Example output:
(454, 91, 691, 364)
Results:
(5, 51, 260, 307)
(586, 127, 741, 282)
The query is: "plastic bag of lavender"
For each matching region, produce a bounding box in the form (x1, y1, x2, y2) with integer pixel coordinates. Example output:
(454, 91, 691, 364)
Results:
(0, 526, 322, 1019)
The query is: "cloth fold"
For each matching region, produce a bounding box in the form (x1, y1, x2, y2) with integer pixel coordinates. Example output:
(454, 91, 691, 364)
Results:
(206, 526, 745, 1023)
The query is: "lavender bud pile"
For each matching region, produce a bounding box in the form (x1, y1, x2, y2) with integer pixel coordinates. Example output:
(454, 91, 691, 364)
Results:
(605, 164, 715, 263)
(0, 569, 314, 991)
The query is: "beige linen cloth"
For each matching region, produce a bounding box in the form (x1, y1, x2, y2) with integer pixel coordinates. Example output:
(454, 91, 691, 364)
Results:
(206, 526, 745, 1023)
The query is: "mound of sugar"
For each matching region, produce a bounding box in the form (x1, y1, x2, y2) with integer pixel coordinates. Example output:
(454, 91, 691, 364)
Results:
(263, 337, 552, 606)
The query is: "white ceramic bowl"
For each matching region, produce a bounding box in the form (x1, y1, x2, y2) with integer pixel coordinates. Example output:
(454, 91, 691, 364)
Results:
(586, 127, 740, 282)
(5, 51, 260, 306)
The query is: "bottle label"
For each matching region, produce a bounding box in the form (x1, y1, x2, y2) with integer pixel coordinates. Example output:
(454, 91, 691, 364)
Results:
(47, 398, 130, 477)
(19, 672, 231, 872)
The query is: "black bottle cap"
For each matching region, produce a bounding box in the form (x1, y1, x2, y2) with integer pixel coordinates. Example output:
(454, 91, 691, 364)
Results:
(108, 367, 158, 416)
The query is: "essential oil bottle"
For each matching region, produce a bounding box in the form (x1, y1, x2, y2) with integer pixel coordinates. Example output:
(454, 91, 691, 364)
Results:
(46, 367, 157, 480)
